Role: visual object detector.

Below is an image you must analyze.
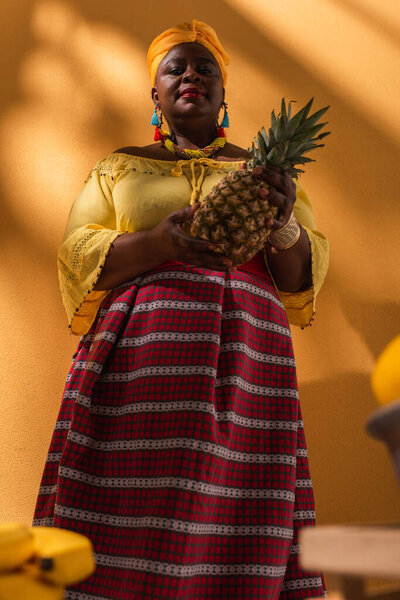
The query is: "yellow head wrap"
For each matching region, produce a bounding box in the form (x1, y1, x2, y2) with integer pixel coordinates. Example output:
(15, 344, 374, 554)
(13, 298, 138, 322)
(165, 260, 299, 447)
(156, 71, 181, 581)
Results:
(147, 19, 229, 87)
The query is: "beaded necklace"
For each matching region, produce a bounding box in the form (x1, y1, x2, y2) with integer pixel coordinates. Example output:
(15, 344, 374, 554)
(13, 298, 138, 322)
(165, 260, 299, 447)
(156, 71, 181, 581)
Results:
(155, 127, 227, 159)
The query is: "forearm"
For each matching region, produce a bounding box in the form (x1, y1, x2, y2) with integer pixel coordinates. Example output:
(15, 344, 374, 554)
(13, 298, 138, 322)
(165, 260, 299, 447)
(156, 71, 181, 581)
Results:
(264, 225, 312, 292)
(93, 230, 164, 290)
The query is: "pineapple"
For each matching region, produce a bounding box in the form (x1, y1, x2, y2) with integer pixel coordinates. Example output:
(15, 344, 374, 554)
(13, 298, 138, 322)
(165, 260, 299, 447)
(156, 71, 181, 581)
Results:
(188, 97, 330, 265)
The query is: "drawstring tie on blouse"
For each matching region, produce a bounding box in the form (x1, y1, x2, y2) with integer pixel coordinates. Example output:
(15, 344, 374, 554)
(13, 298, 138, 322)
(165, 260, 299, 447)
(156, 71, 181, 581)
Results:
(170, 158, 223, 205)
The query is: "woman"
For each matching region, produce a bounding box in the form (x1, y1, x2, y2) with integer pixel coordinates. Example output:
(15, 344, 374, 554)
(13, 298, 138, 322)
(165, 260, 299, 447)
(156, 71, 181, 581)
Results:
(34, 20, 328, 599)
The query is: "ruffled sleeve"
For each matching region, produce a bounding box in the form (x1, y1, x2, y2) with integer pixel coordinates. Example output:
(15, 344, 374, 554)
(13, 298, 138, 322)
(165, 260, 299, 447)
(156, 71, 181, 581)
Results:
(267, 182, 329, 328)
(57, 161, 124, 335)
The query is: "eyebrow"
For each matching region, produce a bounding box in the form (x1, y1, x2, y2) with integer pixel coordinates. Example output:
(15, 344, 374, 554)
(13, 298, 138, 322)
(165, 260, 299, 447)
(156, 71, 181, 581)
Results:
(162, 57, 217, 68)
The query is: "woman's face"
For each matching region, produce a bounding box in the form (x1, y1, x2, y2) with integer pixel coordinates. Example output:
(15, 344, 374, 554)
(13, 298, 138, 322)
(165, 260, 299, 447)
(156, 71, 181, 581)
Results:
(152, 42, 224, 131)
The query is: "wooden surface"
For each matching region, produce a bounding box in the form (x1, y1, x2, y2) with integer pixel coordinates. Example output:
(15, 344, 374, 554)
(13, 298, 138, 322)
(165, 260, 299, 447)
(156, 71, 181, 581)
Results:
(301, 524, 400, 600)
(300, 524, 400, 578)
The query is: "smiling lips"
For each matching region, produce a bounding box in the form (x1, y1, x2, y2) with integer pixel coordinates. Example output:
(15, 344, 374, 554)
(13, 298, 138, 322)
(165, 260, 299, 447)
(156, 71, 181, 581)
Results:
(180, 88, 206, 98)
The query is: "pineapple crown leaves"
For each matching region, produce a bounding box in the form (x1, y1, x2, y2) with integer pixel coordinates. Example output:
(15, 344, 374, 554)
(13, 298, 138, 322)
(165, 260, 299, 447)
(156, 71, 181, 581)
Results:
(247, 97, 331, 178)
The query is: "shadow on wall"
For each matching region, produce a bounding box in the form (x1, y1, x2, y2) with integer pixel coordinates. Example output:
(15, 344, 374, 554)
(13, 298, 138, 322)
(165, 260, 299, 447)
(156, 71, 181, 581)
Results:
(300, 372, 400, 525)
(340, 298, 400, 359)
(1, 0, 400, 228)
(330, 0, 400, 48)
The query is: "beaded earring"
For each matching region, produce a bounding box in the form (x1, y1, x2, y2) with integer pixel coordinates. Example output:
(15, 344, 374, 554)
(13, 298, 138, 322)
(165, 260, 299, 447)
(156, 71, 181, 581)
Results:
(218, 102, 230, 128)
(151, 101, 163, 127)
(151, 101, 165, 141)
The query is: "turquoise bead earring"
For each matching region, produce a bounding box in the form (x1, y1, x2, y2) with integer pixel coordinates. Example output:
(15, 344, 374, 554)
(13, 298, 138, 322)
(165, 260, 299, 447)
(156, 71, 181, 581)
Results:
(219, 102, 230, 128)
(151, 102, 163, 127)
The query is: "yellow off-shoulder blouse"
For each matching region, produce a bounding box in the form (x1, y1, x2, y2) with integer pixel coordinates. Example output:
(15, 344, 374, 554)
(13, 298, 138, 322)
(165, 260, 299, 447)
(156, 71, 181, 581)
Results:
(58, 153, 329, 335)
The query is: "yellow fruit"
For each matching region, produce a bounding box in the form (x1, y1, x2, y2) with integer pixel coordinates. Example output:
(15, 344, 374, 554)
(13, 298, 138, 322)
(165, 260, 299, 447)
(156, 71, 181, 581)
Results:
(0, 565, 63, 600)
(29, 526, 95, 586)
(188, 98, 330, 265)
(189, 170, 277, 265)
(371, 334, 400, 405)
(0, 523, 34, 572)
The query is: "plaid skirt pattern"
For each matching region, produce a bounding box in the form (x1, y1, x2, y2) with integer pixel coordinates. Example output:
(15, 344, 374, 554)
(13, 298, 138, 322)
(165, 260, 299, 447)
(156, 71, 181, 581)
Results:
(33, 263, 326, 599)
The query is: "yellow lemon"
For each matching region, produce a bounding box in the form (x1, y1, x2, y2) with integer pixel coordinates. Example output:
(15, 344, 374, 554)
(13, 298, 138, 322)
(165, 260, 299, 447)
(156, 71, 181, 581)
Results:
(371, 334, 400, 405)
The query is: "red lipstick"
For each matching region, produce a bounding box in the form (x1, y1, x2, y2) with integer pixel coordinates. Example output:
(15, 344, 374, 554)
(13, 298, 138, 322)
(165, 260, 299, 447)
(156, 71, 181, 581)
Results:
(180, 87, 205, 97)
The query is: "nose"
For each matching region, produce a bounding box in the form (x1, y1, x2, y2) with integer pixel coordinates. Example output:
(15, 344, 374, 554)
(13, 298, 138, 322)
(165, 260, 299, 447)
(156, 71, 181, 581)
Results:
(182, 65, 200, 83)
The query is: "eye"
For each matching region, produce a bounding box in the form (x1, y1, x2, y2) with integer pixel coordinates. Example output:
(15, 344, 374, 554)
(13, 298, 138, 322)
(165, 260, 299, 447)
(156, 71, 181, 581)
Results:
(169, 67, 184, 75)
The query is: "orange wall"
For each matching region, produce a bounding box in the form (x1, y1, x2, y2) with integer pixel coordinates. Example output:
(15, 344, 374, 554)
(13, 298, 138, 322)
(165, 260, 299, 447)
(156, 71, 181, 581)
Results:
(1, 0, 400, 527)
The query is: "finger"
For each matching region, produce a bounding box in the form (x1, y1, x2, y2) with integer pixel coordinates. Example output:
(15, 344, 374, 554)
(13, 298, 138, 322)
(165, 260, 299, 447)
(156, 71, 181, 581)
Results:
(268, 208, 298, 231)
(253, 166, 284, 187)
(266, 188, 293, 215)
(169, 205, 197, 224)
(254, 167, 295, 198)
(258, 186, 270, 200)
(266, 217, 277, 229)
(174, 228, 219, 252)
(254, 164, 283, 175)
(176, 233, 232, 265)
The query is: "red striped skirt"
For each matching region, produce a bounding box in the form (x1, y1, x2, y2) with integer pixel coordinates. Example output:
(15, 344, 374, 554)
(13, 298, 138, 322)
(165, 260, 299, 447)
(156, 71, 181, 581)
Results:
(33, 261, 326, 599)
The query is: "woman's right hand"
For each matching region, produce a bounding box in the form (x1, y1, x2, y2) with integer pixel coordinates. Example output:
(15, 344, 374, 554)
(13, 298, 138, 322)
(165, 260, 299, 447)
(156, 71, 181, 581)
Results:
(94, 205, 235, 291)
(150, 205, 236, 272)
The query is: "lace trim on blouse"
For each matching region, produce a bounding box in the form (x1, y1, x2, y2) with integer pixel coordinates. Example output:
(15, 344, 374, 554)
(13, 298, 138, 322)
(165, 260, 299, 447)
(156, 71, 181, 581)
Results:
(85, 152, 244, 183)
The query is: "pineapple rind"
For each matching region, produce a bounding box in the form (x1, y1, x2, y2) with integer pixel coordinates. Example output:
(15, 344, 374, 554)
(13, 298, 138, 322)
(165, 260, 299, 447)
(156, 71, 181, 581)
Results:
(187, 98, 330, 264)
(190, 171, 277, 266)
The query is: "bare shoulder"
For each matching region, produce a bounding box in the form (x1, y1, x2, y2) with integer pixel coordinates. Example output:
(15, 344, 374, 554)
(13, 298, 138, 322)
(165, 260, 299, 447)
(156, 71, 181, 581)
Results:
(113, 144, 176, 161)
(217, 142, 251, 161)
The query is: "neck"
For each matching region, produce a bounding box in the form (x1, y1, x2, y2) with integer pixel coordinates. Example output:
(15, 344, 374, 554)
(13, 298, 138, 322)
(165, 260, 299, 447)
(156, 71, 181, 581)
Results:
(168, 124, 219, 149)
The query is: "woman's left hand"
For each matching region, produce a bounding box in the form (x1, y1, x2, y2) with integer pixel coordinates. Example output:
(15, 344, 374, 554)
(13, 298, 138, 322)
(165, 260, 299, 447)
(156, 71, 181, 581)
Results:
(252, 165, 296, 231)
(247, 164, 312, 292)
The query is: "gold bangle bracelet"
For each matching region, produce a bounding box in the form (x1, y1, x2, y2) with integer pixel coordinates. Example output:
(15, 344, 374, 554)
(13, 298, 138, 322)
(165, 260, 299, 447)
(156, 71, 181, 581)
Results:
(268, 212, 301, 250)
